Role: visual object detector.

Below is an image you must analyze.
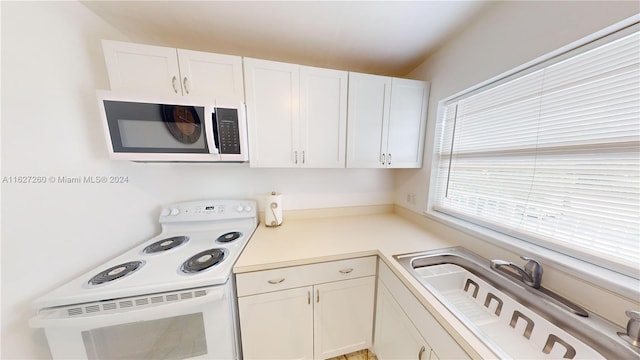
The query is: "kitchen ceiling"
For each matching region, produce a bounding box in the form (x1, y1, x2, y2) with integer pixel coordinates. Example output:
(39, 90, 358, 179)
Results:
(81, 1, 493, 76)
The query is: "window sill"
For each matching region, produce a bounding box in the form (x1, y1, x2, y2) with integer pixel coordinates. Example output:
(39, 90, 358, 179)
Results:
(421, 208, 639, 302)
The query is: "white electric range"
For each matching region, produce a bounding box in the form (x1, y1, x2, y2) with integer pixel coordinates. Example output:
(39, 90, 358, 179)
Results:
(30, 199, 258, 360)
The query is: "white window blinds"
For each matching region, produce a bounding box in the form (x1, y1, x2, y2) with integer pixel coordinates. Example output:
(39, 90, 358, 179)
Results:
(433, 27, 640, 275)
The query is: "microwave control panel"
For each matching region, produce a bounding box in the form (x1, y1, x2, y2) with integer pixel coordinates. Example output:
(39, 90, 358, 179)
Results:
(215, 108, 241, 154)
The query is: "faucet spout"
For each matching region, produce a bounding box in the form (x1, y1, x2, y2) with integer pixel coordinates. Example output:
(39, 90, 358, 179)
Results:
(490, 256, 543, 289)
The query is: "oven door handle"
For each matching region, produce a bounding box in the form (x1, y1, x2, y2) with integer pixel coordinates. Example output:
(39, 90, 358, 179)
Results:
(29, 286, 225, 329)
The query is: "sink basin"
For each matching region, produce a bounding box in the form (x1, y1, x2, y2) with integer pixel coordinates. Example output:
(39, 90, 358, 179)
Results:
(394, 247, 640, 359)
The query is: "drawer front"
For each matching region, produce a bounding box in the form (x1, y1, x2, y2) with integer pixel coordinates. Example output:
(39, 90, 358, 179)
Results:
(236, 256, 377, 297)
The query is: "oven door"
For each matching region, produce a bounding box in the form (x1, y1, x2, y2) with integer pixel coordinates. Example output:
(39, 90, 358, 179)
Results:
(29, 283, 239, 360)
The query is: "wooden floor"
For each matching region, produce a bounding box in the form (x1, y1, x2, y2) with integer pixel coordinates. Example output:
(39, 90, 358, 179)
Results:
(326, 349, 377, 360)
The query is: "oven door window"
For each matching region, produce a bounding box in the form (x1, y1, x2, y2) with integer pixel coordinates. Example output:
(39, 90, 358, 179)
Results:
(82, 313, 207, 359)
(103, 100, 209, 153)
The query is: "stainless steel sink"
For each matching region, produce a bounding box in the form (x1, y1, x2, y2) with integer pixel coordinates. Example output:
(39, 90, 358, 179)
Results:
(394, 247, 640, 359)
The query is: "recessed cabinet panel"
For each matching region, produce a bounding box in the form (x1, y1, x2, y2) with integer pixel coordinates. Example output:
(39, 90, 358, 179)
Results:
(103, 40, 181, 96)
(378, 261, 469, 359)
(374, 280, 431, 360)
(238, 286, 314, 360)
(314, 276, 375, 359)
(300, 66, 348, 168)
(387, 78, 429, 168)
(243, 58, 299, 167)
(346, 72, 390, 168)
(176, 49, 244, 101)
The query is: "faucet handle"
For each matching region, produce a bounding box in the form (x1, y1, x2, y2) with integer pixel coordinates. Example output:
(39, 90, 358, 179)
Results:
(625, 310, 640, 346)
(520, 256, 542, 269)
(520, 256, 543, 288)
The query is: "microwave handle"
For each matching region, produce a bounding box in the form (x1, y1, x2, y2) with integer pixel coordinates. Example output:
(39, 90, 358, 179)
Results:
(29, 286, 225, 329)
(211, 110, 221, 152)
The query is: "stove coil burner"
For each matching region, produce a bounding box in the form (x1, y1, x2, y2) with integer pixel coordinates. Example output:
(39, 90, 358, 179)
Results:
(88, 261, 144, 286)
(181, 249, 226, 274)
(143, 236, 189, 254)
(216, 231, 242, 243)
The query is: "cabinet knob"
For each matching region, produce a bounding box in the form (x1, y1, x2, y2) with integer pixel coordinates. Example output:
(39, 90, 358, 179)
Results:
(339, 268, 354, 274)
(267, 278, 285, 284)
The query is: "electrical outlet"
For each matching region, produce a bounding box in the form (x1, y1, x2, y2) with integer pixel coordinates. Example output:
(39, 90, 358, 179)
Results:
(406, 192, 416, 204)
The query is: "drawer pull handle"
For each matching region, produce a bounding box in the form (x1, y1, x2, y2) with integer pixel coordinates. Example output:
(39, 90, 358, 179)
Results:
(339, 268, 354, 274)
(267, 278, 285, 284)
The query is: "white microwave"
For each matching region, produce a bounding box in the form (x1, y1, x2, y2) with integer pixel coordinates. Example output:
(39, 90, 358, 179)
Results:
(97, 91, 248, 162)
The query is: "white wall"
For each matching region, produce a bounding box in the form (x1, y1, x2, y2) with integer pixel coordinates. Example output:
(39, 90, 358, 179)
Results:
(0, 2, 394, 358)
(395, 0, 640, 324)
(396, 0, 640, 212)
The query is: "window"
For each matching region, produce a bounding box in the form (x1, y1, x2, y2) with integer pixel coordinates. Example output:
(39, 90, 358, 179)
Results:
(430, 20, 639, 278)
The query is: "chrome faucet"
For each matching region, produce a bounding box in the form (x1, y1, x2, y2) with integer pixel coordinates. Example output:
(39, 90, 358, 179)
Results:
(491, 256, 543, 289)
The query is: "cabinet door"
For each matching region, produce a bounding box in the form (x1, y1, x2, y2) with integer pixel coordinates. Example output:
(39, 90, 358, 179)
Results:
(244, 58, 300, 167)
(386, 78, 429, 168)
(238, 286, 313, 360)
(102, 40, 182, 95)
(314, 276, 375, 359)
(346, 72, 391, 168)
(374, 281, 431, 360)
(176, 49, 244, 102)
(299, 66, 348, 168)
(378, 262, 469, 359)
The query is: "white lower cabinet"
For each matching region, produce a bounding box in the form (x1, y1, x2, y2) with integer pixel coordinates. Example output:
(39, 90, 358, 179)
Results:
(374, 262, 469, 360)
(374, 282, 432, 360)
(313, 278, 375, 359)
(238, 286, 314, 360)
(236, 257, 377, 360)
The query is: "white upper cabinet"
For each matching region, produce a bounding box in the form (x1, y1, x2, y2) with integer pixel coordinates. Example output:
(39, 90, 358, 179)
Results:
(176, 49, 244, 101)
(347, 72, 429, 168)
(387, 78, 429, 168)
(300, 66, 348, 168)
(244, 58, 348, 168)
(244, 58, 300, 167)
(102, 40, 244, 102)
(346, 72, 391, 168)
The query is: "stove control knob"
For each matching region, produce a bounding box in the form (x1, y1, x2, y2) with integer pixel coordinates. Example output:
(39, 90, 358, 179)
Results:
(161, 208, 170, 217)
(236, 205, 244, 213)
(170, 208, 180, 216)
(244, 205, 252, 212)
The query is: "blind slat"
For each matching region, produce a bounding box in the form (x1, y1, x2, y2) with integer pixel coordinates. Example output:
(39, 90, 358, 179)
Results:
(433, 28, 640, 273)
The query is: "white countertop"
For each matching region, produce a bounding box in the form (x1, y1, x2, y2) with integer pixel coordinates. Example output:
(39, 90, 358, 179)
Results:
(234, 211, 498, 359)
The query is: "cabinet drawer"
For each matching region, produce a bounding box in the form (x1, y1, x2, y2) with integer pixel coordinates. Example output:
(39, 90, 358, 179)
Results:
(236, 256, 376, 297)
